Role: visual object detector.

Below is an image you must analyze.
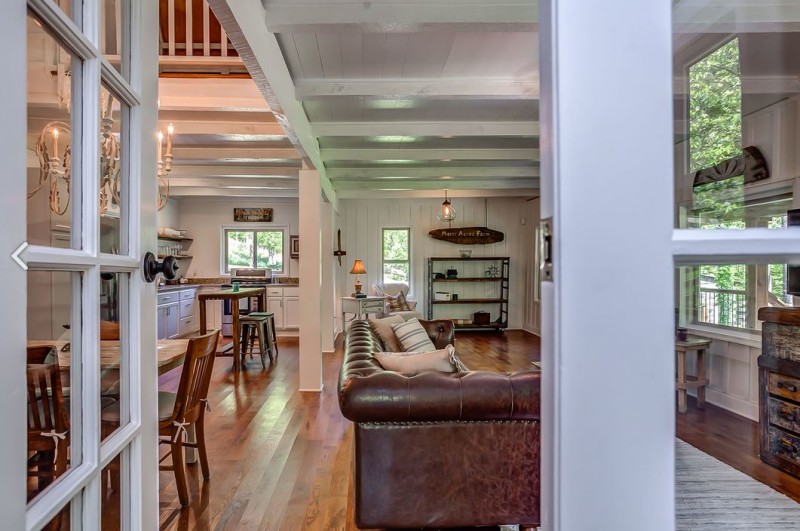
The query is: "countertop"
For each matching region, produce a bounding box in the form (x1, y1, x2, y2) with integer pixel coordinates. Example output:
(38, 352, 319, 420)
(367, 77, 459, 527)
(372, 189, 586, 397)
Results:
(158, 281, 299, 292)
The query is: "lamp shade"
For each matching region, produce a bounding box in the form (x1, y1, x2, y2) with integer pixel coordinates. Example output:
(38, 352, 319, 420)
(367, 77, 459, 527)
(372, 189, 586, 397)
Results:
(350, 259, 367, 275)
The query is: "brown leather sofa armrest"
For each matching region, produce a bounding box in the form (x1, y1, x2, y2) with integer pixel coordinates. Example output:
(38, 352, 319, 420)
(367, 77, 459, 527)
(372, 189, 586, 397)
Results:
(418, 319, 455, 349)
(338, 370, 540, 423)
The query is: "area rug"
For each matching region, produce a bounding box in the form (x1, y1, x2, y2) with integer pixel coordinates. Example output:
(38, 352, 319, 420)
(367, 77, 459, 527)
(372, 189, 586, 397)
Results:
(676, 439, 800, 529)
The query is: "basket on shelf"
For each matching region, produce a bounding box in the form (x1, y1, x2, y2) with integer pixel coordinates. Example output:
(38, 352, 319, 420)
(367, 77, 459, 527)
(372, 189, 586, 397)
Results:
(473, 311, 490, 325)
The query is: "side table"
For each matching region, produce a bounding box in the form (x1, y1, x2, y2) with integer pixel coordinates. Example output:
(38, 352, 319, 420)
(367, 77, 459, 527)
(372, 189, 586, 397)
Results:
(675, 336, 711, 413)
(341, 296, 385, 328)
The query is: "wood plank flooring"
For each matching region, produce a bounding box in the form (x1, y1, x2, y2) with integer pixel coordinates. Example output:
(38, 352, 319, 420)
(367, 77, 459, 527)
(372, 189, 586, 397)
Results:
(148, 330, 540, 530)
(98, 327, 800, 529)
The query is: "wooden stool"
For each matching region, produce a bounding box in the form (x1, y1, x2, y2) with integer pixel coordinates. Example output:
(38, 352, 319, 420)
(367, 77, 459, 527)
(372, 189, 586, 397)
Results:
(239, 312, 277, 368)
(247, 312, 278, 360)
(675, 336, 711, 413)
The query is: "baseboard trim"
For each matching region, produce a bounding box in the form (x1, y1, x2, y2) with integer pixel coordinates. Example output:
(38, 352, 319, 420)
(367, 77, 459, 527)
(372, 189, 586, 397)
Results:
(299, 385, 324, 393)
(322, 350, 335, 354)
(699, 388, 758, 422)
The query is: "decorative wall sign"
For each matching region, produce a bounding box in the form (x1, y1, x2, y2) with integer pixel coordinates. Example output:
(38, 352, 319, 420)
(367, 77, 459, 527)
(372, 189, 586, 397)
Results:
(233, 208, 273, 222)
(290, 235, 299, 259)
(692, 145, 769, 187)
(428, 226, 504, 245)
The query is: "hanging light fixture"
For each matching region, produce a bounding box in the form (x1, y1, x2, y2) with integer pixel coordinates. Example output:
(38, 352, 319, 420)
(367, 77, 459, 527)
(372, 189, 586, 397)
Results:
(437, 189, 456, 224)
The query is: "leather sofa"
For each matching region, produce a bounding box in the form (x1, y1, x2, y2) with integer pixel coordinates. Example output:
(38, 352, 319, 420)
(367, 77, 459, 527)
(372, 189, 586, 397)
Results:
(338, 319, 540, 529)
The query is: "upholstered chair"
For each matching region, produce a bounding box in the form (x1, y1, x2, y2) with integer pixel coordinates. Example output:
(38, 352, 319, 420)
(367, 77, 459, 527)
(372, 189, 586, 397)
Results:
(371, 282, 422, 321)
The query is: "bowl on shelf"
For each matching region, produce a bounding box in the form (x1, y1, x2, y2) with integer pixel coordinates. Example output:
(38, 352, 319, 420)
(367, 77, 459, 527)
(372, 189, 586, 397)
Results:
(459, 249, 472, 258)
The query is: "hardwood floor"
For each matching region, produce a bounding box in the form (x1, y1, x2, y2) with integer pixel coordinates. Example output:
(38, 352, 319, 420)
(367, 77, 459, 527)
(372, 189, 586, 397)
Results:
(676, 396, 800, 503)
(98, 327, 800, 529)
(147, 330, 540, 530)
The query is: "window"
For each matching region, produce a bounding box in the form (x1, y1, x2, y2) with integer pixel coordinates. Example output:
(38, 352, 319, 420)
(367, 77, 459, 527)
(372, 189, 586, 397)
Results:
(382, 228, 410, 286)
(223, 228, 284, 274)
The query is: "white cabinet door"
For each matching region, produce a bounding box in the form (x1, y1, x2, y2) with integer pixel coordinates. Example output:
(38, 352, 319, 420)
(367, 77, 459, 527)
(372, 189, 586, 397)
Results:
(166, 304, 180, 339)
(267, 297, 284, 329)
(284, 297, 300, 329)
(157, 306, 167, 340)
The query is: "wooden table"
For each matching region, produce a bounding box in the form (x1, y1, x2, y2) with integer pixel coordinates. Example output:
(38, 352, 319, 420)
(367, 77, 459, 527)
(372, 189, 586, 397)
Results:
(676, 336, 711, 413)
(198, 287, 266, 371)
(27, 339, 189, 375)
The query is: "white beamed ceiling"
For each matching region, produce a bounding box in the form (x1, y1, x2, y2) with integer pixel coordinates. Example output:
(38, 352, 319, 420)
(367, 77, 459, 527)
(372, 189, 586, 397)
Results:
(203, 0, 540, 199)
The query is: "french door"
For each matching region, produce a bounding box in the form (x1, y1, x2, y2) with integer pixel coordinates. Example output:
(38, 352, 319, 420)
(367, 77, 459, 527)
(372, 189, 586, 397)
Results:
(540, 0, 800, 529)
(1, 0, 159, 529)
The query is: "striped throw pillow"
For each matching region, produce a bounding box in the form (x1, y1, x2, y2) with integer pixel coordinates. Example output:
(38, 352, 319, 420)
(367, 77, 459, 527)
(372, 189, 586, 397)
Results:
(391, 318, 436, 353)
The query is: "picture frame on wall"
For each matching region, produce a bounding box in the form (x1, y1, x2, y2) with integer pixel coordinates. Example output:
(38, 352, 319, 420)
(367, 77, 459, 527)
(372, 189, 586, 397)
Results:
(290, 235, 299, 259)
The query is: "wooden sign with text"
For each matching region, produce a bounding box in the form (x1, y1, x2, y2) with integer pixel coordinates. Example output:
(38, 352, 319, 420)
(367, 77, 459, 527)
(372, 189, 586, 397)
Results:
(428, 226, 504, 245)
(233, 208, 273, 222)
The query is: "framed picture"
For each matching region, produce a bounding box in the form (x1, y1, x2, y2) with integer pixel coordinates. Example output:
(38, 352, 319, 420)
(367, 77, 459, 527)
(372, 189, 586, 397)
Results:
(233, 207, 273, 222)
(290, 235, 299, 259)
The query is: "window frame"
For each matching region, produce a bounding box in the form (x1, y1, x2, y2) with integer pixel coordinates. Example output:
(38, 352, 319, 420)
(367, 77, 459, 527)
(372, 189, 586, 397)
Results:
(220, 225, 287, 275)
(381, 227, 411, 291)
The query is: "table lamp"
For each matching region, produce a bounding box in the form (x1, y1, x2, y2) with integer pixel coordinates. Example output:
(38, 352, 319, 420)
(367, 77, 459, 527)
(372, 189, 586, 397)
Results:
(350, 259, 367, 298)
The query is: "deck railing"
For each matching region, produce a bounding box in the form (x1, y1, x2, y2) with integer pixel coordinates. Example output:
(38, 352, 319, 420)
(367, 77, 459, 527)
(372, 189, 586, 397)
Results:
(698, 287, 749, 328)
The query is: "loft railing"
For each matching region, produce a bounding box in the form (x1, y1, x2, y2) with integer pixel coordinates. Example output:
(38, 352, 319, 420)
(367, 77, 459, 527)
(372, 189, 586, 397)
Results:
(160, 0, 236, 58)
(698, 287, 749, 328)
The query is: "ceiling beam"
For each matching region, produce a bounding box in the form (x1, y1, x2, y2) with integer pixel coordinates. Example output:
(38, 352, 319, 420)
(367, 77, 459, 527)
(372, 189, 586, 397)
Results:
(295, 78, 538, 100)
(171, 146, 301, 160)
(673, 0, 800, 32)
(263, 1, 537, 33)
(332, 179, 537, 191)
(335, 188, 539, 200)
(320, 148, 539, 161)
(168, 177, 299, 188)
(209, 0, 336, 205)
(158, 77, 269, 111)
(170, 187, 299, 198)
(156, 119, 287, 136)
(311, 121, 538, 137)
(168, 165, 299, 178)
(326, 166, 539, 179)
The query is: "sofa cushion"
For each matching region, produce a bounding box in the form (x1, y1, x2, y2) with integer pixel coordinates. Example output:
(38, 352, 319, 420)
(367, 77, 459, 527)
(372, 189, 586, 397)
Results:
(368, 315, 405, 352)
(391, 318, 436, 352)
(374, 345, 458, 373)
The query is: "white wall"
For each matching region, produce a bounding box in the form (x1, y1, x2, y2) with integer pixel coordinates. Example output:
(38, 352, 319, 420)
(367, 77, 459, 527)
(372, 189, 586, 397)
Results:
(177, 197, 300, 278)
(333, 196, 539, 334)
(157, 197, 181, 232)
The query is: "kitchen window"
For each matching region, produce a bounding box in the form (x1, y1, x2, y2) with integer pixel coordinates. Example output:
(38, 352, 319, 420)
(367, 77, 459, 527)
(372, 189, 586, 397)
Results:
(382, 227, 411, 287)
(223, 228, 285, 274)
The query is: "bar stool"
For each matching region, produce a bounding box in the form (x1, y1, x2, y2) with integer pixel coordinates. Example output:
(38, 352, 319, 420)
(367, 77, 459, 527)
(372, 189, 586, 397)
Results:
(238, 312, 277, 368)
(247, 312, 278, 360)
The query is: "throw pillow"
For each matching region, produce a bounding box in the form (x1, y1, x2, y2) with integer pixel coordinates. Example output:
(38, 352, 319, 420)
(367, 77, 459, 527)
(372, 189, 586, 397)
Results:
(386, 290, 411, 312)
(391, 318, 436, 352)
(368, 314, 405, 352)
(375, 344, 458, 373)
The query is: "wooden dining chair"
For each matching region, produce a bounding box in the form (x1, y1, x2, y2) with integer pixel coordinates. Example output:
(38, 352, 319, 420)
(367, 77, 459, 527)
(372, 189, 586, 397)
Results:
(101, 330, 220, 506)
(27, 362, 70, 498)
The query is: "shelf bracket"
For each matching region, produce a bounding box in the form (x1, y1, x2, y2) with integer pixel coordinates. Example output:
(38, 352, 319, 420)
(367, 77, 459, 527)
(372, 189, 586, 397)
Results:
(540, 218, 553, 282)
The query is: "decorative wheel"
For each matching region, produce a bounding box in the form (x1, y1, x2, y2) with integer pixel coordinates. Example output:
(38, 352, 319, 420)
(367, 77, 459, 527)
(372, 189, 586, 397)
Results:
(485, 265, 500, 278)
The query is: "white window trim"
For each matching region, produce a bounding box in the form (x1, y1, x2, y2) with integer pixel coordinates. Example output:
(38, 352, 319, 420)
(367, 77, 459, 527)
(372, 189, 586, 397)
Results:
(380, 226, 412, 294)
(219, 224, 288, 276)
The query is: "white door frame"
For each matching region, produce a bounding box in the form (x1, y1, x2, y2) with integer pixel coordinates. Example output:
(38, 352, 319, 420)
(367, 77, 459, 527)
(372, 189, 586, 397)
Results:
(3, 0, 159, 528)
(540, 1, 800, 529)
(540, 0, 679, 528)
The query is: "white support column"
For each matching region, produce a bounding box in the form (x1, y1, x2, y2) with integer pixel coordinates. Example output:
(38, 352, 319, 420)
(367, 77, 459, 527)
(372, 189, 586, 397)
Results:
(299, 168, 323, 391)
(320, 201, 336, 353)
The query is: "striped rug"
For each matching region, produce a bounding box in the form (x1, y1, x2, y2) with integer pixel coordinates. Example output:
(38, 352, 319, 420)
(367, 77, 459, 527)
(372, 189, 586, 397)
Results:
(677, 439, 800, 529)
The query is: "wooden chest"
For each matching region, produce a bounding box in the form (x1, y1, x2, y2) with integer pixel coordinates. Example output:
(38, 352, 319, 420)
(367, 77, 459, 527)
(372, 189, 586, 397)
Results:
(758, 307, 800, 478)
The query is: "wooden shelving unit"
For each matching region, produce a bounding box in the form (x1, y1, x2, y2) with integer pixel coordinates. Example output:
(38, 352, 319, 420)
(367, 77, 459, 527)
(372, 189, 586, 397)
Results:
(157, 233, 194, 262)
(427, 256, 510, 331)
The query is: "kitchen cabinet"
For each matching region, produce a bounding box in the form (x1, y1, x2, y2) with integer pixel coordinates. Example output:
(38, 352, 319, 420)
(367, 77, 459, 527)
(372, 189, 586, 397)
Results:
(267, 297, 284, 329)
(157, 287, 199, 339)
(166, 304, 179, 338)
(284, 296, 300, 329)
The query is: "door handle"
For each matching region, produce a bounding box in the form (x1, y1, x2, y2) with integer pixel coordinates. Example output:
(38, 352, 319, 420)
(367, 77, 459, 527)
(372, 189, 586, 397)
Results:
(142, 252, 179, 283)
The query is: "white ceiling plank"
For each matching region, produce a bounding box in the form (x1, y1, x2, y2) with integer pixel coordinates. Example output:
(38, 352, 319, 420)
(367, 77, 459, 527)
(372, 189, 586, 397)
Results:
(382, 34, 410, 78)
(363, 33, 388, 78)
(262, 2, 538, 33)
(335, 188, 539, 200)
(156, 119, 287, 136)
(171, 187, 299, 198)
(401, 33, 455, 78)
(209, 0, 337, 204)
(673, 0, 800, 32)
(320, 148, 539, 161)
(169, 177, 299, 188)
(294, 78, 539, 99)
(339, 32, 364, 78)
(158, 77, 269, 111)
(316, 33, 343, 78)
(326, 166, 539, 179)
(292, 32, 325, 78)
(310, 120, 539, 137)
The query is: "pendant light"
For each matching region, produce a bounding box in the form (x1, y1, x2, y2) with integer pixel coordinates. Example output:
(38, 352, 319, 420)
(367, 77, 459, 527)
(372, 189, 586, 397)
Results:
(437, 189, 456, 223)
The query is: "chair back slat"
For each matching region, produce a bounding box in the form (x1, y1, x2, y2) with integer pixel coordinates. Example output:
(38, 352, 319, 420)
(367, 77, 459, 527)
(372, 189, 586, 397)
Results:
(169, 331, 219, 424)
(27, 363, 68, 434)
